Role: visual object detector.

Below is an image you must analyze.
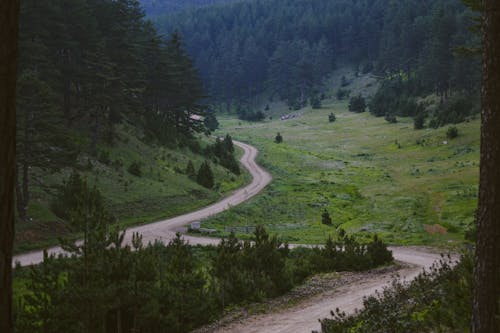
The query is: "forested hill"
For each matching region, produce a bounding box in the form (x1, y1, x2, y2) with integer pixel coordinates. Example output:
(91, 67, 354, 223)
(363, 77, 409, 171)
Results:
(154, 0, 480, 114)
(16, 0, 245, 248)
(139, 0, 241, 17)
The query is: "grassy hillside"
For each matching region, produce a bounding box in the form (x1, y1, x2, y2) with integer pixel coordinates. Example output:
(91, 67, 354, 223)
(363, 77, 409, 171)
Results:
(204, 102, 479, 246)
(15, 125, 249, 253)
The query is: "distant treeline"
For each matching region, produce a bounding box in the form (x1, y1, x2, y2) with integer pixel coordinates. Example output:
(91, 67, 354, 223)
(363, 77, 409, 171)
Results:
(139, 0, 240, 16)
(155, 0, 480, 111)
(17, 0, 207, 219)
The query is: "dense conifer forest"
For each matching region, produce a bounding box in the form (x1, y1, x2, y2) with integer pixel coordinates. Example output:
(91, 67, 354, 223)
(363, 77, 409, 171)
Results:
(155, 0, 480, 120)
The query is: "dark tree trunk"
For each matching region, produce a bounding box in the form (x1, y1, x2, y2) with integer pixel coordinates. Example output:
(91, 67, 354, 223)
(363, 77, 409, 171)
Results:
(472, 1, 500, 332)
(0, 1, 20, 333)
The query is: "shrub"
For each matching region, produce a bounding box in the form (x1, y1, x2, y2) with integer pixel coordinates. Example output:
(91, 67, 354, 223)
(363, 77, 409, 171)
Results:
(97, 149, 111, 165)
(431, 94, 479, 127)
(348, 95, 366, 113)
(186, 160, 196, 179)
(197, 161, 214, 189)
(328, 113, 336, 123)
(321, 209, 332, 225)
(414, 113, 425, 129)
(384, 114, 397, 123)
(204, 112, 219, 131)
(50, 172, 113, 229)
(275, 132, 283, 143)
(318, 253, 474, 333)
(446, 126, 458, 139)
(127, 161, 142, 177)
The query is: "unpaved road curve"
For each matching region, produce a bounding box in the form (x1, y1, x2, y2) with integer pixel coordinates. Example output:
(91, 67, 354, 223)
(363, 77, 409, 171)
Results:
(13, 140, 272, 266)
(14, 141, 450, 333)
(211, 247, 447, 333)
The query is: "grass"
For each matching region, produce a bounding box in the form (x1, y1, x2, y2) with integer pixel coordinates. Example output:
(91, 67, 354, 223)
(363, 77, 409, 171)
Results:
(15, 125, 250, 253)
(204, 102, 479, 247)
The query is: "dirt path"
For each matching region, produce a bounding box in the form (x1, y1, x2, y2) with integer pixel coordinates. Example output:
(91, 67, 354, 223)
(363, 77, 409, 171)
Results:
(13, 140, 272, 266)
(13, 141, 450, 333)
(209, 247, 446, 333)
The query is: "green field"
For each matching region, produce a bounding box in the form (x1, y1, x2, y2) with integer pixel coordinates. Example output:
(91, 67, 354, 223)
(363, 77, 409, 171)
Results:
(15, 125, 250, 253)
(205, 102, 480, 246)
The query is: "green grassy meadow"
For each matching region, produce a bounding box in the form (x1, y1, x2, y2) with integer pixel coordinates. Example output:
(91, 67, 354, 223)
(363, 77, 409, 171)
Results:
(207, 102, 479, 246)
(15, 125, 250, 253)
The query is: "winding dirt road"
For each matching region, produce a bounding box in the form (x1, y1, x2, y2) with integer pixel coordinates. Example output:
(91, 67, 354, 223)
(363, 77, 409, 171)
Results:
(13, 140, 448, 333)
(13, 140, 272, 266)
(210, 247, 446, 333)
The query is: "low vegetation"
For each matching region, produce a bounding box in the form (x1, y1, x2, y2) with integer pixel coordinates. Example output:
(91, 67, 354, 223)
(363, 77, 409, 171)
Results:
(13, 194, 392, 333)
(317, 253, 475, 333)
(206, 103, 479, 246)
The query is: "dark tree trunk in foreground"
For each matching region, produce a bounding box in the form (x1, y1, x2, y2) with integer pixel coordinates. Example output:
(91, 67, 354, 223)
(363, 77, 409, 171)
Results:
(473, 1, 500, 332)
(0, 1, 19, 332)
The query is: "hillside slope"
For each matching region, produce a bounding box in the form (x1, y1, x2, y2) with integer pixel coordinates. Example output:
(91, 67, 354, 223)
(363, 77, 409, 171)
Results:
(15, 126, 249, 253)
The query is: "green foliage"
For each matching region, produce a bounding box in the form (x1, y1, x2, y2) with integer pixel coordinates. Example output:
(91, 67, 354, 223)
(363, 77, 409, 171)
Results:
(212, 226, 291, 306)
(446, 126, 459, 139)
(206, 135, 240, 175)
(155, 0, 478, 110)
(431, 94, 479, 127)
(348, 95, 366, 113)
(186, 160, 196, 179)
(414, 112, 426, 129)
(13, 226, 393, 332)
(128, 161, 143, 177)
(275, 132, 283, 144)
(197, 161, 215, 189)
(50, 172, 114, 231)
(321, 209, 332, 225)
(384, 114, 398, 123)
(328, 113, 336, 123)
(204, 111, 219, 131)
(369, 78, 425, 118)
(318, 253, 474, 333)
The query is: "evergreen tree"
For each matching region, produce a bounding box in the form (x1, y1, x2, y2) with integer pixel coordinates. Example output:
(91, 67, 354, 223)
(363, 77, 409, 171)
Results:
(275, 132, 283, 143)
(328, 113, 336, 122)
(348, 95, 366, 113)
(196, 161, 214, 189)
(186, 160, 196, 179)
(321, 209, 332, 226)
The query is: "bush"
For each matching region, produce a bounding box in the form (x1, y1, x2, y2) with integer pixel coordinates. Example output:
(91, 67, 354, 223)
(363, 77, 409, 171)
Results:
(204, 112, 219, 131)
(414, 113, 425, 129)
(369, 78, 425, 117)
(328, 113, 336, 123)
(97, 149, 111, 165)
(186, 160, 196, 179)
(318, 253, 474, 333)
(384, 114, 397, 123)
(431, 94, 479, 127)
(50, 172, 113, 229)
(321, 209, 332, 225)
(348, 95, 366, 113)
(446, 126, 458, 139)
(128, 161, 142, 177)
(275, 132, 283, 143)
(197, 161, 214, 189)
